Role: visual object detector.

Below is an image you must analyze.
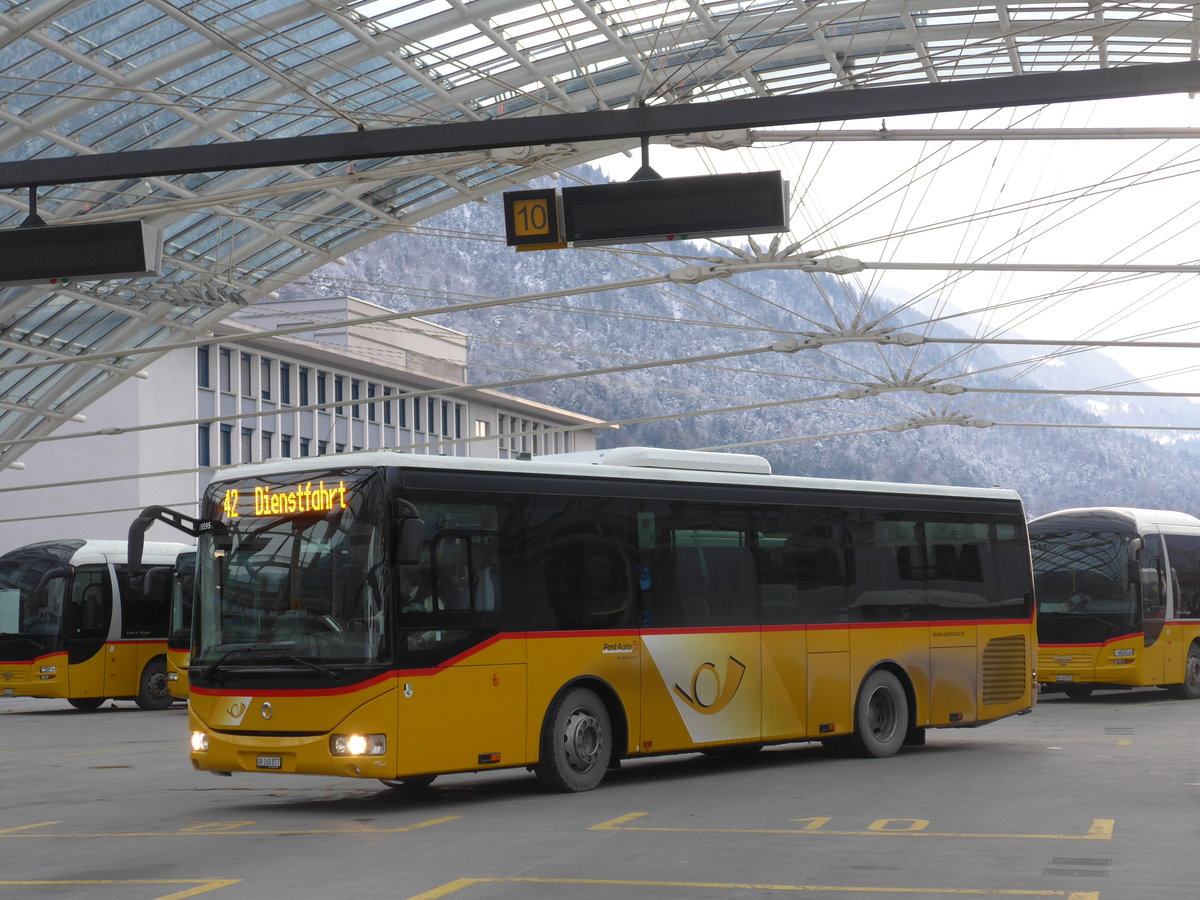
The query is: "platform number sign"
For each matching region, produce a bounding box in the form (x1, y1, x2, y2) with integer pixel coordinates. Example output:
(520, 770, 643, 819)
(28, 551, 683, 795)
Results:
(503, 188, 566, 250)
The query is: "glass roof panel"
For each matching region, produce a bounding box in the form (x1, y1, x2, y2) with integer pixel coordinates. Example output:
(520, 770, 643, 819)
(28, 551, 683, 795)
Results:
(2, 0, 1199, 466)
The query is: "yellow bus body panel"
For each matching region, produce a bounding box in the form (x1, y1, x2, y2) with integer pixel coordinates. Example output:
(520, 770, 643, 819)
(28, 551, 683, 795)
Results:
(0, 651, 69, 699)
(1038, 623, 1200, 690)
(187, 620, 1033, 781)
(0, 641, 173, 703)
(166, 648, 190, 699)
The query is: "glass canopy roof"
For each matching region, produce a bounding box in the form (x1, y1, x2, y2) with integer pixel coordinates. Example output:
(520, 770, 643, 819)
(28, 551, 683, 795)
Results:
(1, 0, 1196, 468)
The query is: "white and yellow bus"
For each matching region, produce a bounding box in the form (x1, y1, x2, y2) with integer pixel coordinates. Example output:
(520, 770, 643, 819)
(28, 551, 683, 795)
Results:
(134, 447, 1035, 791)
(0, 539, 192, 710)
(1031, 507, 1200, 700)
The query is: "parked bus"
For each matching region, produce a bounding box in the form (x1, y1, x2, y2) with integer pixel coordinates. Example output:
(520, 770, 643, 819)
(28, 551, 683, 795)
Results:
(165, 550, 196, 699)
(132, 447, 1035, 791)
(1031, 507, 1200, 700)
(0, 539, 193, 710)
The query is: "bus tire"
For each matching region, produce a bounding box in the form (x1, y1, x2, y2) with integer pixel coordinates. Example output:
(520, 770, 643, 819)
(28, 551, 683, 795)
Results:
(1167, 644, 1200, 700)
(535, 686, 611, 793)
(379, 775, 437, 789)
(849, 668, 908, 758)
(67, 697, 105, 711)
(135, 658, 173, 710)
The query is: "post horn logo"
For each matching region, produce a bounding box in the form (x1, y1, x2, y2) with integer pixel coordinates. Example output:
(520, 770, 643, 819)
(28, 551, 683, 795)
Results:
(673, 656, 746, 715)
(225, 700, 247, 719)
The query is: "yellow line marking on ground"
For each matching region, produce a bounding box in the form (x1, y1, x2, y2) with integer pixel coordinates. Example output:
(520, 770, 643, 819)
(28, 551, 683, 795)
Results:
(0, 878, 240, 899)
(0, 815, 458, 838)
(0, 822, 60, 834)
(66, 749, 115, 757)
(591, 813, 1114, 841)
(1116, 739, 1132, 747)
(402, 876, 1100, 899)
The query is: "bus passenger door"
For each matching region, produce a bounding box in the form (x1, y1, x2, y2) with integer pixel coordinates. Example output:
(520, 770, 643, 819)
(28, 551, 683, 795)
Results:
(64, 568, 110, 698)
(639, 526, 761, 753)
(1140, 533, 1168, 684)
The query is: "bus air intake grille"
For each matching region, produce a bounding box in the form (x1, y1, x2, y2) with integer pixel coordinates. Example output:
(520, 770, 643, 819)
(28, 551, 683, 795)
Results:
(982, 634, 1027, 704)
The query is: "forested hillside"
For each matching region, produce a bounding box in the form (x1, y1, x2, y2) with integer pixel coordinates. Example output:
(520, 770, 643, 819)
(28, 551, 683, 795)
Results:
(291, 168, 1200, 518)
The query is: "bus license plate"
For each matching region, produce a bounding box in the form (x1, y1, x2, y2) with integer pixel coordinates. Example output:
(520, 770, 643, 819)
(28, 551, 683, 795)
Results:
(1055, 675, 1074, 682)
(2, 688, 14, 697)
(256, 756, 282, 769)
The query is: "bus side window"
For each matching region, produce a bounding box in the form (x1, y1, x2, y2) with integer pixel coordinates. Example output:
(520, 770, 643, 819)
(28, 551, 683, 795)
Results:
(70, 570, 109, 637)
(1163, 534, 1200, 619)
(117, 568, 168, 638)
(525, 497, 637, 630)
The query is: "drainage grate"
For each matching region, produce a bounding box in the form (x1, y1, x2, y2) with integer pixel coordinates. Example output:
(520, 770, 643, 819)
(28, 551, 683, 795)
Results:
(1104, 727, 1134, 735)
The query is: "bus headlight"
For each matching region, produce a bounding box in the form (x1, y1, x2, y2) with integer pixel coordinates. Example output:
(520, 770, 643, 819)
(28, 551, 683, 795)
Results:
(190, 731, 209, 753)
(330, 734, 386, 757)
(1112, 648, 1135, 658)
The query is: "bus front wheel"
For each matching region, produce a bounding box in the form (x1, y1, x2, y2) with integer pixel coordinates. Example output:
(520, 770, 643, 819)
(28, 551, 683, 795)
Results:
(849, 669, 909, 758)
(67, 697, 105, 711)
(536, 686, 612, 792)
(1167, 644, 1200, 700)
(135, 658, 173, 710)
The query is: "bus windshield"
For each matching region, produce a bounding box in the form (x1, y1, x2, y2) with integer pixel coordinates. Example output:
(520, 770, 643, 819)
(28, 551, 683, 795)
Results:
(194, 469, 390, 674)
(0, 547, 72, 657)
(1031, 528, 1138, 641)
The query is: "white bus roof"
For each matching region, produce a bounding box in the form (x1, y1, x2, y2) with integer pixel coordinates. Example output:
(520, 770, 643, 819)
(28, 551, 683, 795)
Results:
(209, 446, 1024, 504)
(1030, 507, 1200, 531)
(2, 539, 193, 567)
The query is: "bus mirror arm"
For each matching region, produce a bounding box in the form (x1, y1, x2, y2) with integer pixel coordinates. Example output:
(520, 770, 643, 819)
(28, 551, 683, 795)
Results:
(127, 505, 222, 586)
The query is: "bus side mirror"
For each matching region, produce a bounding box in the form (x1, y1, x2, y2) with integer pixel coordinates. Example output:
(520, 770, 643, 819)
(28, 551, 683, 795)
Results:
(142, 566, 171, 599)
(33, 566, 72, 595)
(395, 518, 425, 566)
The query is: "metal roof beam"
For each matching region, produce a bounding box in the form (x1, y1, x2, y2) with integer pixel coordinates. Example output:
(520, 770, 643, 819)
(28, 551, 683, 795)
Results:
(5, 59, 1200, 190)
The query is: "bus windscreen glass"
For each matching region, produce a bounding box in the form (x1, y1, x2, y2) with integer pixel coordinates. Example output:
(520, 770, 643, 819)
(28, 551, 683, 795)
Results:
(0, 552, 71, 658)
(195, 468, 390, 674)
(1031, 528, 1138, 642)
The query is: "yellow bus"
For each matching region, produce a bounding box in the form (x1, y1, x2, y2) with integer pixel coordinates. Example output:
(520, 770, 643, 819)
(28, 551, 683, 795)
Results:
(133, 447, 1035, 791)
(1031, 507, 1200, 700)
(0, 539, 192, 710)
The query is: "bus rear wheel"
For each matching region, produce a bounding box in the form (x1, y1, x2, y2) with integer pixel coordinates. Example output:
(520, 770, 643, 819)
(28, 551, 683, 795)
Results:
(67, 697, 105, 711)
(1167, 644, 1200, 700)
(849, 669, 908, 758)
(536, 686, 612, 792)
(135, 658, 173, 710)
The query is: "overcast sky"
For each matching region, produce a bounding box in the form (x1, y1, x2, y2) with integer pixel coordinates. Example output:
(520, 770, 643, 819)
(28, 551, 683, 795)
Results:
(597, 92, 1200, 396)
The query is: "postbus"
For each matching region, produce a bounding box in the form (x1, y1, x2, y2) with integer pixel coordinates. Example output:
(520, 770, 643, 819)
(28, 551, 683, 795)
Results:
(165, 550, 196, 699)
(1031, 507, 1200, 700)
(0, 539, 193, 710)
(131, 447, 1035, 791)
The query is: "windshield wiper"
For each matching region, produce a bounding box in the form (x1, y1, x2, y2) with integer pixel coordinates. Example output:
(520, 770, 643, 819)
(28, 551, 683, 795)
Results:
(200, 644, 267, 682)
(199, 645, 342, 682)
(276, 654, 341, 678)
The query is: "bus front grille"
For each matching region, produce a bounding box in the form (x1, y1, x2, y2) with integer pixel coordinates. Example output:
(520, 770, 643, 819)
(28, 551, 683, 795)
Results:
(982, 634, 1028, 704)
